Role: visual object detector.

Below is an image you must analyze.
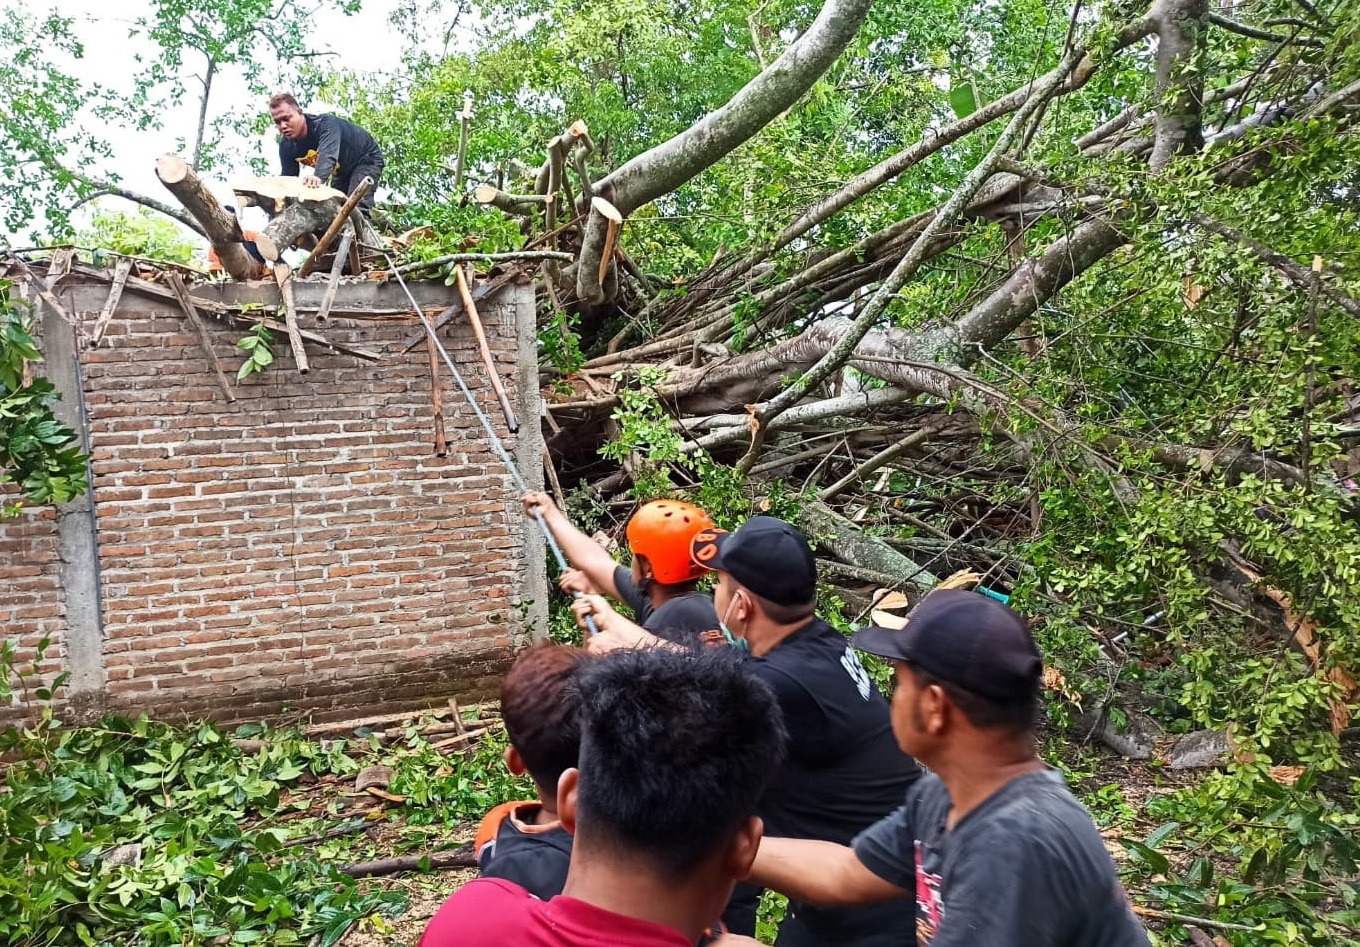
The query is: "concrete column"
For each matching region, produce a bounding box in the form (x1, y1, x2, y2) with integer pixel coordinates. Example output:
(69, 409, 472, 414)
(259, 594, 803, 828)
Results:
(37, 294, 107, 720)
(511, 285, 549, 643)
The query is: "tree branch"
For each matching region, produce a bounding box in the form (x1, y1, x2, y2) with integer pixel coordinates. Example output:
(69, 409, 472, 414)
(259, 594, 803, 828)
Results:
(1149, 0, 1209, 171)
(739, 50, 1084, 471)
(575, 0, 876, 302)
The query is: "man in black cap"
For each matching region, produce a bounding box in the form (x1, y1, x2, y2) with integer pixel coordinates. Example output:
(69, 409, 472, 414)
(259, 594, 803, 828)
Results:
(574, 516, 920, 946)
(746, 590, 1149, 947)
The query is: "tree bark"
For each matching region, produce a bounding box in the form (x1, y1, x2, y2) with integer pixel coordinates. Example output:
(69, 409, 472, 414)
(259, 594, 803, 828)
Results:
(1150, 0, 1209, 171)
(575, 0, 877, 301)
(155, 155, 262, 280)
(256, 197, 348, 263)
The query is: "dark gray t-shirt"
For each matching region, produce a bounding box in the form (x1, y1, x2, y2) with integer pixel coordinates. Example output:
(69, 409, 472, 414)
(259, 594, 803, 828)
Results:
(613, 565, 720, 647)
(852, 769, 1148, 947)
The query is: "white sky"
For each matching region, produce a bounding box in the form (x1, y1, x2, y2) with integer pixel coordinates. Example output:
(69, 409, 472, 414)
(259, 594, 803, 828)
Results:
(4, 0, 421, 238)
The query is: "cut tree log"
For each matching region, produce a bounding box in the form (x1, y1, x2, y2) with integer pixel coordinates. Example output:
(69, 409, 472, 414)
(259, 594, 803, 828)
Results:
(156, 154, 265, 282)
(233, 176, 347, 263)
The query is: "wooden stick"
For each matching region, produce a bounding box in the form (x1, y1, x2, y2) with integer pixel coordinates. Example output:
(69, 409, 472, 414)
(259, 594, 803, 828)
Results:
(1131, 906, 1259, 933)
(298, 178, 373, 278)
(89, 257, 133, 347)
(397, 270, 518, 351)
(430, 726, 489, 751)
(271, 262, 309, 374)
(426, 329, 449, 456)
(453, 92, 474, 194)
(453, 265, 518, 432)
(346, 231, 362, 276)
(167, 272, 236, 403)
(338, 848, 477, 878)
(315, 229, 353, 323)
(593, 196, 623, 287)
(304, 705, 460, 736)
(392, 249, 571, 276)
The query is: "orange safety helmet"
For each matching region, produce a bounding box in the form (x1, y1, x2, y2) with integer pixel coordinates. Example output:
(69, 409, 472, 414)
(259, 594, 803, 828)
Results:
(626, 500, 715, 585)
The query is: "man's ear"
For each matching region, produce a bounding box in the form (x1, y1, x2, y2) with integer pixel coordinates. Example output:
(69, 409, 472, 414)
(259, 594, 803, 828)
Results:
(726, 815, 764, 880)
(557, 768, 580, 836)
(922, 683, 949, 736)
(504, 745, 528, 777)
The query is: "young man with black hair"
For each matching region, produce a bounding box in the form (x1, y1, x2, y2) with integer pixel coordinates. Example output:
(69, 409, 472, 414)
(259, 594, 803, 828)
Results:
(575, 516, 920, 946)
(748, 590, 1149, 947)
(269, 92, 384, 209)
(522, 491, 720, 647)
(473, 644, 588, 900)
(420, 646, 787, 947)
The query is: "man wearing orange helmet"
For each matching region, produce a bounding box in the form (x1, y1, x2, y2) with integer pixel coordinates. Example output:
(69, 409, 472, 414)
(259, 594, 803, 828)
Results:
(521, 492, 720, 647)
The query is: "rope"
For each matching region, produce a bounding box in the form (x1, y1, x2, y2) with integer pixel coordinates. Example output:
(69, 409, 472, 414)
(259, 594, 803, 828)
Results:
(379, 251, 599, 636)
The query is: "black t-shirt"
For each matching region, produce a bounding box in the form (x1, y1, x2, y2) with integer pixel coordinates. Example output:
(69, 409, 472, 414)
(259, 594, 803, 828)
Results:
(278, 113, 383, 184)
(853, 769, 1149, 946)
(750, 617, 921, 944)
(478, 804, 573, 902)
(613, 565, 720, 647)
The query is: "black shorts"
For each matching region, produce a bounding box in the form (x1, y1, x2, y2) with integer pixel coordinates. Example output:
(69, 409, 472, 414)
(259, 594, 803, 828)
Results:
(335, 157, 383, 210)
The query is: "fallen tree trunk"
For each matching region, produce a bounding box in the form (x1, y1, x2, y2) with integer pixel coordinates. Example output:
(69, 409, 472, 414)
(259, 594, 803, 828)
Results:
(155, 155, 263, 281)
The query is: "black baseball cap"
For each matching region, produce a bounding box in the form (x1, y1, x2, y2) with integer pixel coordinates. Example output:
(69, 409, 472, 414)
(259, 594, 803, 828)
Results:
(851, 589, 1041, 701)
(690, 516, 817, 607)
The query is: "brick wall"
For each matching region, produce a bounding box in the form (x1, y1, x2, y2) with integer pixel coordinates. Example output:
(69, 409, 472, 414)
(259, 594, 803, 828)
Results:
(0, 268, 546, 724)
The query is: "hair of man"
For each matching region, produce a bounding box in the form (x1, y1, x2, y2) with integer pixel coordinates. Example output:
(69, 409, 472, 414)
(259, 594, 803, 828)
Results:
(500, 644, 591, 792)
(742, 583, 816, 625)
(571, 647, 787, 880)
(268, 92, 301, 111)
(910, 665, 1038, 735)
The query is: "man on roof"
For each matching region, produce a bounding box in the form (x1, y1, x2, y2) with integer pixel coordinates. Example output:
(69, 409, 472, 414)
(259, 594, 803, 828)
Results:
(521, 492, 720, 648)
(269, 92, 384, 210)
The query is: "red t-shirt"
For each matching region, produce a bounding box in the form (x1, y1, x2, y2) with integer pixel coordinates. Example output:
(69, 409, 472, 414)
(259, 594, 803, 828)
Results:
(420, 878, 694, 947)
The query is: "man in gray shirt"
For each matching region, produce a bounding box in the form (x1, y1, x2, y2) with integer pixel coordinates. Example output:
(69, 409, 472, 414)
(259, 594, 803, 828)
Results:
(748, 589, 1148, 946)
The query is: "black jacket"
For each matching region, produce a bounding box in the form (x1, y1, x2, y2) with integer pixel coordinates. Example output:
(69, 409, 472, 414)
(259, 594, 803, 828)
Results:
(278, 113, 382, 184)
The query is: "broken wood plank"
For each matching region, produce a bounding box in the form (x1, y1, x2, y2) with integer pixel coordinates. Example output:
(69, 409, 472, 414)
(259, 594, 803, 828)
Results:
(426, 330, 449, 456)
(167, 272, 237, 404)
(454, 265, 518, 432)
(298, 178, 372, 277)
(105, 269, 382, 363)
(88, 257, 134, 347)
(315, 229, 353, 323)
(398, 270, 516, 352)
(271, 262, 309, 374)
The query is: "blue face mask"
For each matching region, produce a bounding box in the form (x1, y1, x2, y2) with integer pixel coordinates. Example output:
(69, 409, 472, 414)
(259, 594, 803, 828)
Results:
(719, 597, 749, 651)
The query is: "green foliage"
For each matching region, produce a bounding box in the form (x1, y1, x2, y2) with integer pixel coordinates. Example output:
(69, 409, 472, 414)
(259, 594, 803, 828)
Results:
(72, 209, 198, 265)
(235, 324, 276, 381)
(1124, 768, 1360, 945)
(0, 281, 89, 511)
(0, 714, 527, 947)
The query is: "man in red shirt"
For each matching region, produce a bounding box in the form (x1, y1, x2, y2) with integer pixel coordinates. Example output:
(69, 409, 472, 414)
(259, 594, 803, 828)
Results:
(419, 647, 786, 946)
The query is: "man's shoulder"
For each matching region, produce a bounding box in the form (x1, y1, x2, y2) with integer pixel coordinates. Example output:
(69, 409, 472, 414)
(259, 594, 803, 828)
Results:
(650, 593, 717, 628)
(955, 770, 1115, 864)
(420, 878, 539, 945)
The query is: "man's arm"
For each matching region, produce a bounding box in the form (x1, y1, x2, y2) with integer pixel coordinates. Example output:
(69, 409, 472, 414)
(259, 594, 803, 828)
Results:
(279, 142, 299, 177)
(571, 595, 683, 654)
(750, 837, 909, 907)
(522, 491, 622, 599)
(312, 114, 342, 182)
